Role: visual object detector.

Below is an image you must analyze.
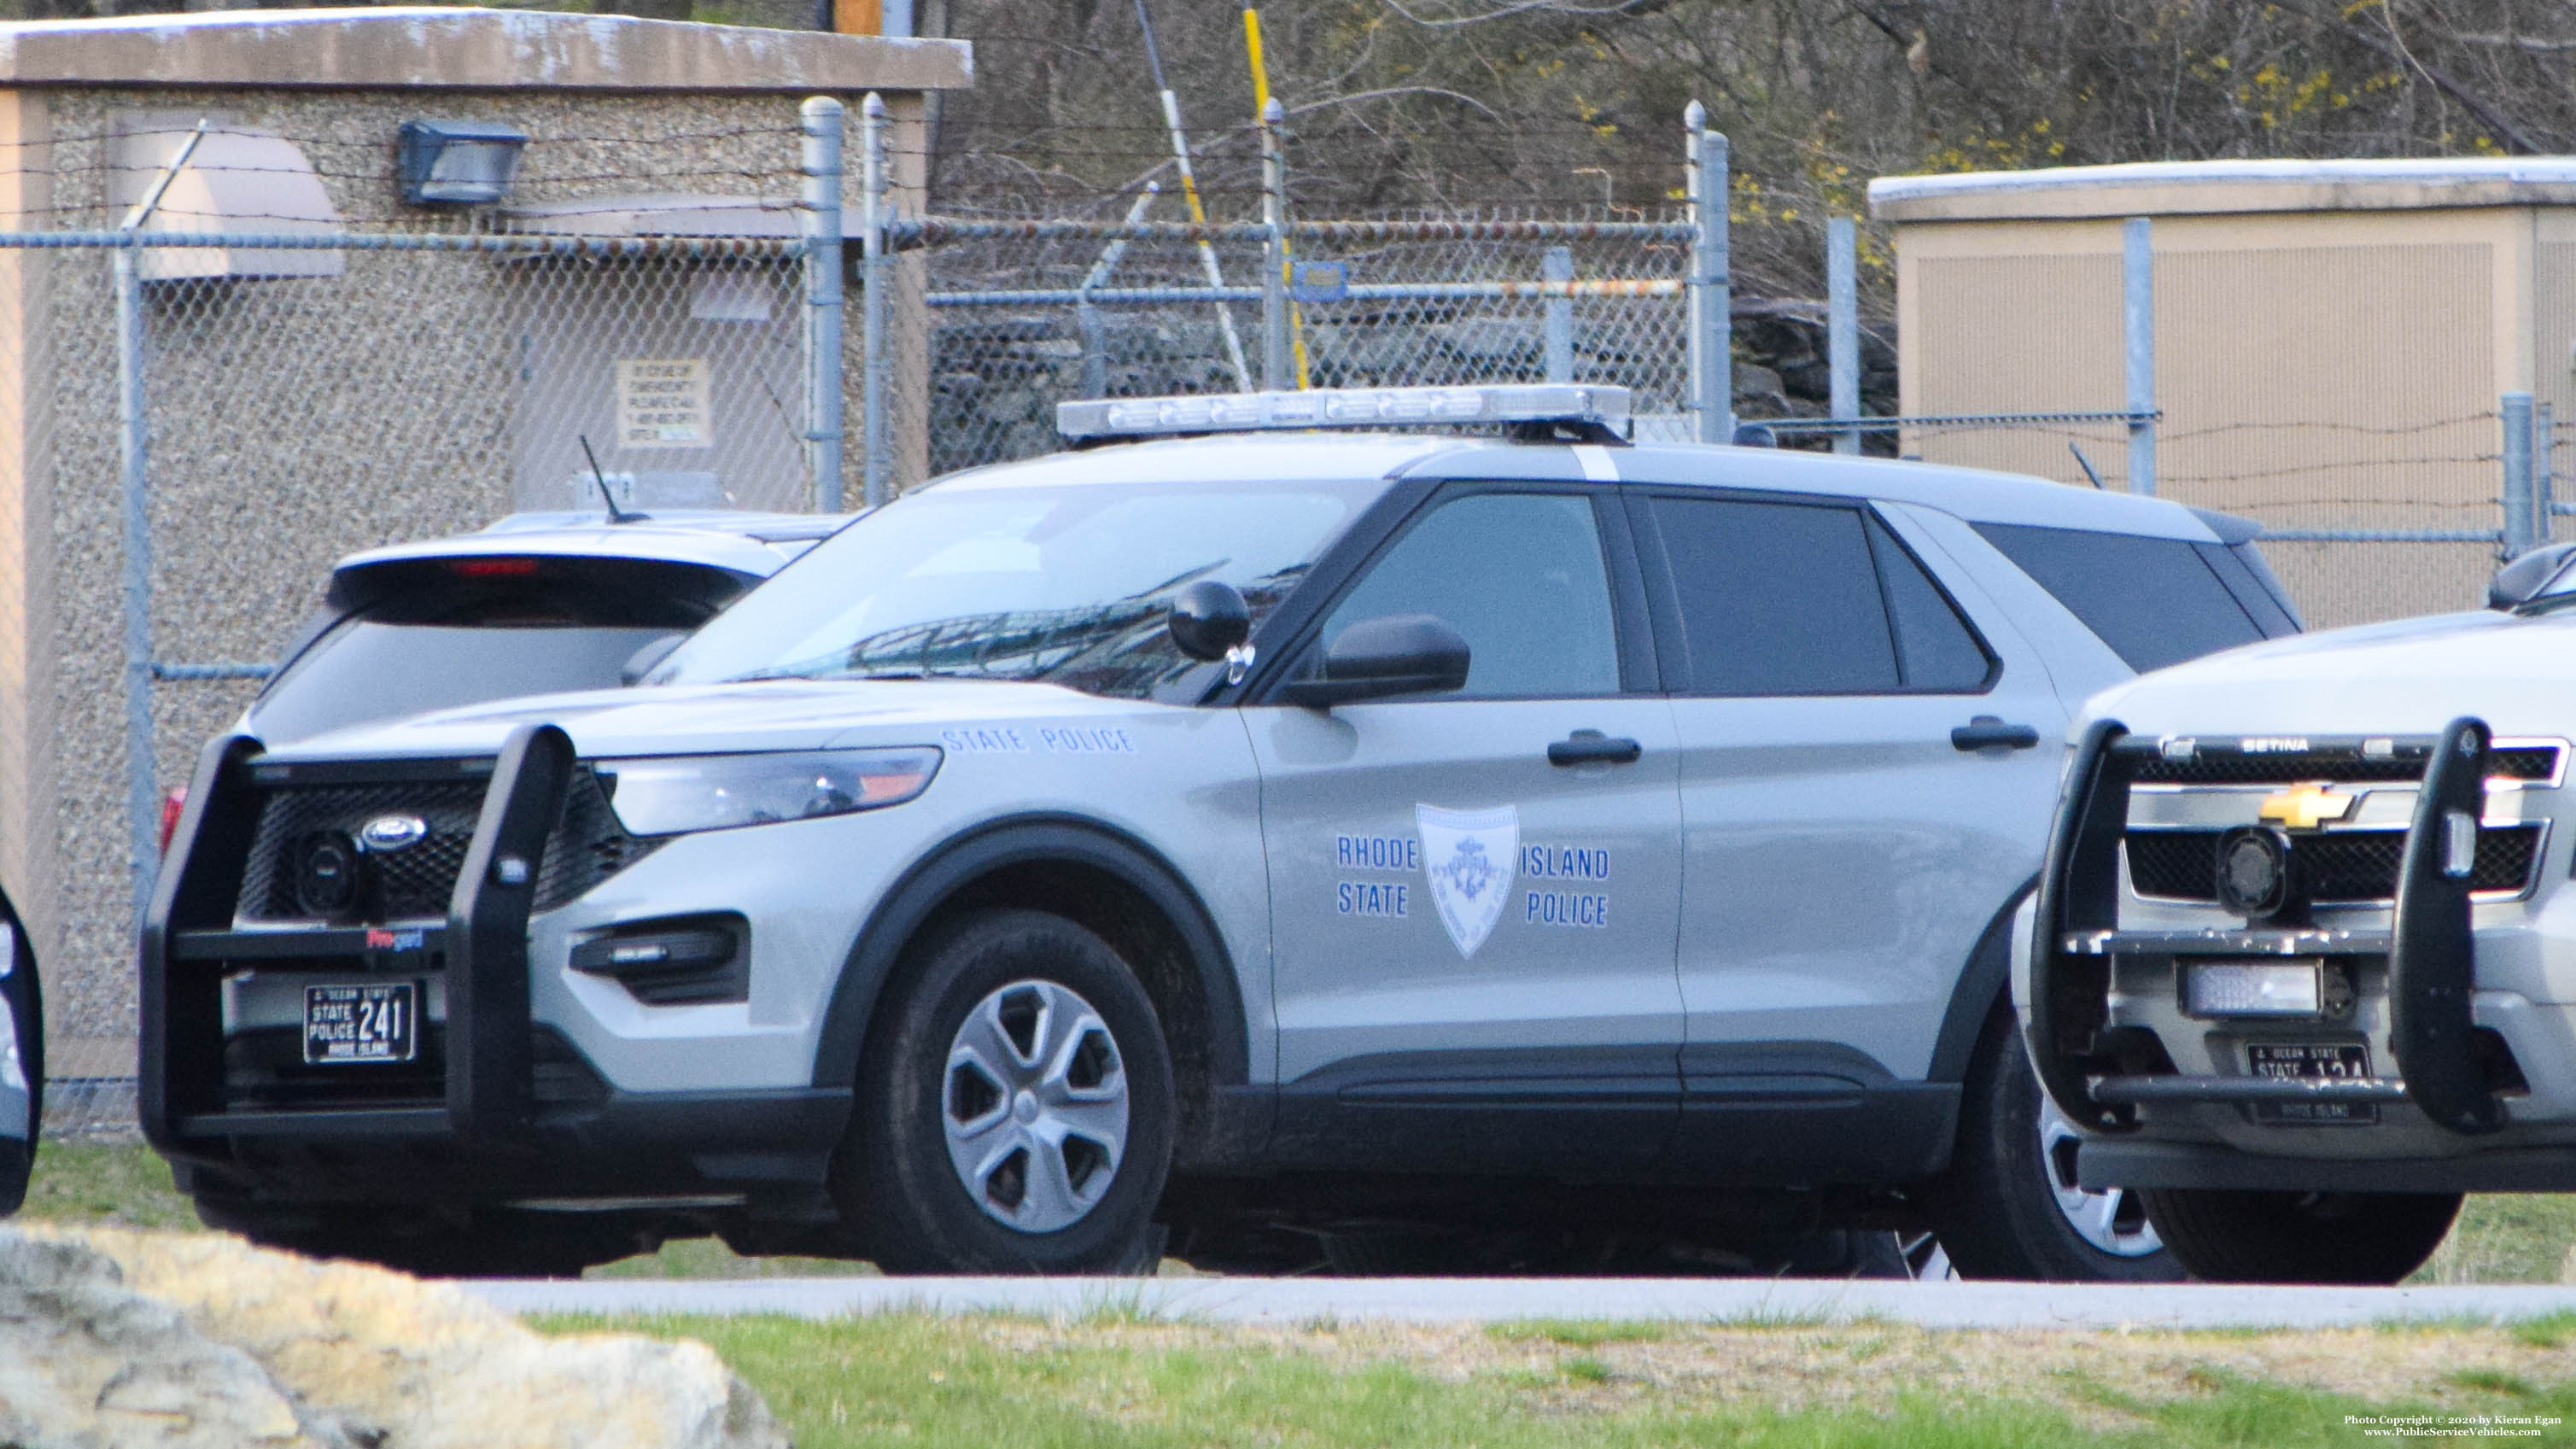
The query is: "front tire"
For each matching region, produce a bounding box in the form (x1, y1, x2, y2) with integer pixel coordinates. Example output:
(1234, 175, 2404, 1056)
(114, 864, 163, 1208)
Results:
(2139, 1188, 2462, 1284)
(838, 910, 1175, 1274)
(1928, 1007, 2182, 1282)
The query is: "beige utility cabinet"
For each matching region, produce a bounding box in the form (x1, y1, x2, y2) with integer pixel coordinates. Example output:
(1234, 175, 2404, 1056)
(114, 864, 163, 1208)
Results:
(1869, 159, 2576, 628)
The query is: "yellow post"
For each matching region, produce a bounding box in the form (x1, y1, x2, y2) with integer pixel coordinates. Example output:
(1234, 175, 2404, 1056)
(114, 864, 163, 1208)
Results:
(1242, 8, 1311, 388)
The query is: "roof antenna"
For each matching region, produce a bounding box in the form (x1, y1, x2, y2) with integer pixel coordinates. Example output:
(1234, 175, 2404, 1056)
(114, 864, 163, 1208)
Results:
(2068, 441, 2107, 489)
(581, 435, 646, 523)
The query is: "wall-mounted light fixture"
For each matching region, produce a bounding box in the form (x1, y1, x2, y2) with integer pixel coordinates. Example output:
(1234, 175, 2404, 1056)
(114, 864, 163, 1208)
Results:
(396, 120, 529, 206)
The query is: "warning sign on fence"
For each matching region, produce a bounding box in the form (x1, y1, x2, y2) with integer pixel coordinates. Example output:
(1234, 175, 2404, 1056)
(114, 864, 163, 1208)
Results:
(616, 359, 711, 448)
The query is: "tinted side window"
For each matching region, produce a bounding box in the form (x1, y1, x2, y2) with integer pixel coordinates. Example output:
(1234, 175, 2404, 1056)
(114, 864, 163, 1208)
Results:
(1324, 491, 1621, 698)
(1974, 523, 2264, 672)
(1651, 496, 1898, 695)
(1866, 515, 1994, 691)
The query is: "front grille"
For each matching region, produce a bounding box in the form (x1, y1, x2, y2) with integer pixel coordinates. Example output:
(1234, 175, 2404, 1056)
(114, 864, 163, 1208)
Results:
(2129, 745, 2560, 787)
(236, 768, 657, 925)
(2126, 824, 2543, 903)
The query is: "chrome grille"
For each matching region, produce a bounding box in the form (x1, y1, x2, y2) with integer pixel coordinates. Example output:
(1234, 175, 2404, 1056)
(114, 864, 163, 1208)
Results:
(2129, 744, 2560, 787)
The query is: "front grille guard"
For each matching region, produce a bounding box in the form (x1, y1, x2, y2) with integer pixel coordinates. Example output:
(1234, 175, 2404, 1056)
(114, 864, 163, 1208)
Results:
(141, 723, 575, 1154)
(2029, 716, 2509, 1139)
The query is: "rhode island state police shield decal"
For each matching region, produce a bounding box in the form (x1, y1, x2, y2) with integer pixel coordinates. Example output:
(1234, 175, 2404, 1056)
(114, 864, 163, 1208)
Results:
(1416, 803, 1519, 959)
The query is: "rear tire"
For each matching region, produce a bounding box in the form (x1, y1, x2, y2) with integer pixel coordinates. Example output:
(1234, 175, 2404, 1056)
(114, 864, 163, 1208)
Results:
(2139, 1188, 2462, 1284)
(836, 909, 1175, 1275)
(1928, 1007, 2182, 1282)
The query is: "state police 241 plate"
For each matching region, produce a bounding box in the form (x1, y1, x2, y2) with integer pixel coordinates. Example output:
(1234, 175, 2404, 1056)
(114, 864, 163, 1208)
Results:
(303, 982, 417, 1066)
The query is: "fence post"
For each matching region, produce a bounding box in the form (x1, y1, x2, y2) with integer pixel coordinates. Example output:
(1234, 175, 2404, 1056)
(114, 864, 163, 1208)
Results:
(2541, 400, 2556, 540)
(1074, 184, 1161, 401)
(860, 93, 894, 508)
(2503, 390, 2536, 558)
(800, 96, 847, 512)
(1542, 246, 1574, 383)
(1684, 102, 1732, 444)
(114, 239, 155, 932)
(114, 120, 206, 931)
(1826, 216, 1860, 457)
(2123, 216, 2155, 496)
(1258, 98, 1292, 392)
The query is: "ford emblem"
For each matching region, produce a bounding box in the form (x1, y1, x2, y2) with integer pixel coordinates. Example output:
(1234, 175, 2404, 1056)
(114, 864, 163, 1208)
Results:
(358, 814, 429, 854)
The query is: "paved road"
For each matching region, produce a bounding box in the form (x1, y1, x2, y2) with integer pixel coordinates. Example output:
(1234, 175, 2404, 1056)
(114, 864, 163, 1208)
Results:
(472, 1276, 2576, 1329)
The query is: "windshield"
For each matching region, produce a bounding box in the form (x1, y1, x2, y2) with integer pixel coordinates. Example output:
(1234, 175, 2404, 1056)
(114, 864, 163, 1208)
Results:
(653, 476, 1386, 698)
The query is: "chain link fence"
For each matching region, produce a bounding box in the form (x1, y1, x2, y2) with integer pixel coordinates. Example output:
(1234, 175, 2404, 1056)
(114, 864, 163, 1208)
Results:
(915, 209, 1697, 474)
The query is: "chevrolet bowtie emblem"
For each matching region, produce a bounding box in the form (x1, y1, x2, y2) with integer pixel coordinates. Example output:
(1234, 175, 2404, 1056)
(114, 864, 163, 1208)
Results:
(2259, 782, 2357, 831)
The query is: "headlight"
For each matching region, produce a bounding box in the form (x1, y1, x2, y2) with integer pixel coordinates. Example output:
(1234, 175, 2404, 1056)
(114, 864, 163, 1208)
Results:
(597, 747, 941, 837)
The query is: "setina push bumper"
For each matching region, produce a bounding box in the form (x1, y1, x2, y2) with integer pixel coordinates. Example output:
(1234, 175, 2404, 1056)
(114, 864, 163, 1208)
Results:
(2030, 716, 2576, 1195)
(139, 724, 849, 1210)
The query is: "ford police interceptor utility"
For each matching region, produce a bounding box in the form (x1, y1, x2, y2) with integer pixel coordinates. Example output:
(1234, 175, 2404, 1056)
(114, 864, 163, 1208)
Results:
(141, 385, 2301, 1277)
(2025, 540, 2576, 1283)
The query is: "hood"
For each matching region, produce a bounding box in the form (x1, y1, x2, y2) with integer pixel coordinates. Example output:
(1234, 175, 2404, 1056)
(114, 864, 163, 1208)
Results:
(2085, 607, 2576, 737)
(259, 678, 1146, 761)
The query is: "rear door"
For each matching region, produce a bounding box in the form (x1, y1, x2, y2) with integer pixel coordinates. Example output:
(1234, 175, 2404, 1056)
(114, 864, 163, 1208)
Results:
(1627, 488, 2065, 1176)
(1250, 483, 1685, 1172)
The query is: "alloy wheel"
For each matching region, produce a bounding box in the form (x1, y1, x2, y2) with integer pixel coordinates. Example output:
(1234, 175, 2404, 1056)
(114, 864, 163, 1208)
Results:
(941, 979, 1130, 1233)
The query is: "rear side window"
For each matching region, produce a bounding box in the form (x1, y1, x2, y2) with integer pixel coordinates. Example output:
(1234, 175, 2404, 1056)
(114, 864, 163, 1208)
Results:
(1973, 523, 2266, 673)
(1647, 496, 1899, 694)
(1866, 515, 1995, 692)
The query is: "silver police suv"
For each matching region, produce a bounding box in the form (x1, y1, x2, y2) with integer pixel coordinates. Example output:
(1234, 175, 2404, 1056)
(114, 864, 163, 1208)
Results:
(143, 386, 2299, 1277)
(2025, 541, 2576, 1283)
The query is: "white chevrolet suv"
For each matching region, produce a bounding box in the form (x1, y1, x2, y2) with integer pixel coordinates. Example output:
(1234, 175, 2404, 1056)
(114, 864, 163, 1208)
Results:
(2026, 542, 2576, 1283)
(142, 386, 2300, 1277)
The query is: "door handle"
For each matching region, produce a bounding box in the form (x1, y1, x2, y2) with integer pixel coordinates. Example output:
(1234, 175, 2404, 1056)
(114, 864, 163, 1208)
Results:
(1548, 730, 1643, 767)
(1951, 715, 2041, 752)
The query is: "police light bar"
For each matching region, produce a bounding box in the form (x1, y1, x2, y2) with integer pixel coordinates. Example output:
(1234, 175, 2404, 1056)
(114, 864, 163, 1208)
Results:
(1056, 384, 1632, 443)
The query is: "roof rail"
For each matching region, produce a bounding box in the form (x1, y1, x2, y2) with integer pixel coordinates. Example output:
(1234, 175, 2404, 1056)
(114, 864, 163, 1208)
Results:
(1056, 384, 1633, 445)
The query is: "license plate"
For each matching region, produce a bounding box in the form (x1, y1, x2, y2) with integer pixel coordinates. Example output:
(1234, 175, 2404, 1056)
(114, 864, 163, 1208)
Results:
(2247, 1041, 2374, 1125)
(303, 983, 417, 1066)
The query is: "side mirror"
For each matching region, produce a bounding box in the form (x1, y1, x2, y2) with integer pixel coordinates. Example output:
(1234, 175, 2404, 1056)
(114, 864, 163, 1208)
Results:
(1282, 613, 1471, 707)
(621, 633, 685, 686)
(1168, 579, 1252, 662)
(2489, 541, 2576, 610)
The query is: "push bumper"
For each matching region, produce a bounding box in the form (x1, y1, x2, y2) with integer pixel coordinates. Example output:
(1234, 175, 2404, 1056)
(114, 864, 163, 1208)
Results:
(139, 726, 848, 1207)
(2030, 716, 2527, 1178)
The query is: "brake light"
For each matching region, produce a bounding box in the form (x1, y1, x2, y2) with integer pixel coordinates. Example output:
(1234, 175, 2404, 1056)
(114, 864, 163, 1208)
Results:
(448, 557, 541, 577)
(158, 786, 188, 856)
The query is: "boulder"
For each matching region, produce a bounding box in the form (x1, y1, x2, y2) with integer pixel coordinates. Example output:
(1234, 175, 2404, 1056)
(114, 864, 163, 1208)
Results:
(1, 1225, 788, 1449)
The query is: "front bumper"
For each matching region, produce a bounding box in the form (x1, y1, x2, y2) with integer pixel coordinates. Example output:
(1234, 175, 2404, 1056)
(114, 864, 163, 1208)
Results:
(140, 727, 849, 1209)
(2030, 716, 2576, 1190)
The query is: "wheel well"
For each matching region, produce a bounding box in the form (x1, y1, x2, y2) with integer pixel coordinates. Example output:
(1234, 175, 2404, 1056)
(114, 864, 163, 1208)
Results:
(829, 822, 1248, 1164)
(937, 862, 1212, 1141)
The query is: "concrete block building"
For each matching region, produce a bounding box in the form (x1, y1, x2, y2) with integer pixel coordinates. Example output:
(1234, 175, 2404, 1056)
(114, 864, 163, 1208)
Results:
(0, 7, 969, 1079)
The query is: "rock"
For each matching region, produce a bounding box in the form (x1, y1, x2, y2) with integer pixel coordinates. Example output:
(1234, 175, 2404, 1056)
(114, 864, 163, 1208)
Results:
(3, 1225, 788, 1449)
(0, 1232, 309, 1448)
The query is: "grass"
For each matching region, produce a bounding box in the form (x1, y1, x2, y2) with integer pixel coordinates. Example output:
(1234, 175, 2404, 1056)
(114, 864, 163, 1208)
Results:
(533, 1311, 2576, 1449)
(2410, 1194, 2576, 1284)
(20, 1139, 196, 1230)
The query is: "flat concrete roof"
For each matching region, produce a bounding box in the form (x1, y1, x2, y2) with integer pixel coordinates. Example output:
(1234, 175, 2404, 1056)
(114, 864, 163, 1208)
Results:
(0, 7, 972, 94)
(1870, 156, 2576, 222)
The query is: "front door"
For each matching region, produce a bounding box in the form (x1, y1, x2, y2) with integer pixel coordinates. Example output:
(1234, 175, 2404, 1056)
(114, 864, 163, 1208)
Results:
(1251, 485, 1684, 1171)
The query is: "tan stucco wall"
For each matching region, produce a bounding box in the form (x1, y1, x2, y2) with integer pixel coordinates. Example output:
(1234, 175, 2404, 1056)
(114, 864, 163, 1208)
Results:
(1893, 206, 2530, 633)
(2, 76, 939, 1072)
